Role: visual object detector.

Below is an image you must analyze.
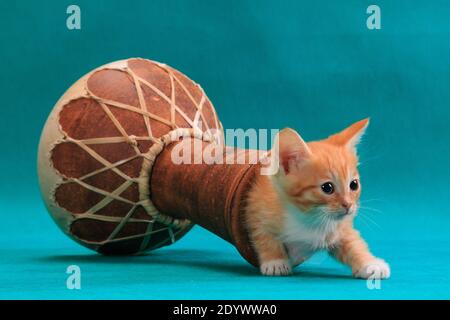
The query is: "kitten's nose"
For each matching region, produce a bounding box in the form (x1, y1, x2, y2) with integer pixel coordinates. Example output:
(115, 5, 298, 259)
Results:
(341, 202, 351, 214)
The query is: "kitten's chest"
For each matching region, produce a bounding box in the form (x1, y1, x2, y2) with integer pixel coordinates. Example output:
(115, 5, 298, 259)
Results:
(281, 227, 338, 265)
(280, 205, 339, 251)
(281, 222, 336, 250)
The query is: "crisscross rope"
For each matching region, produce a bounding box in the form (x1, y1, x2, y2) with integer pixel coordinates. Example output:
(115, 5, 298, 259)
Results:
(53, 59, 221, 251)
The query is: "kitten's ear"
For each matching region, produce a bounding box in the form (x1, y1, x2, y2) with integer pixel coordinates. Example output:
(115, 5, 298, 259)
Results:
(327, 118, 369, 152)
(273, 128, 311, 175)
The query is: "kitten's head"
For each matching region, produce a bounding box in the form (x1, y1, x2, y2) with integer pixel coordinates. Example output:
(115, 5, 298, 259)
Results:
(272, 118, 369, 221)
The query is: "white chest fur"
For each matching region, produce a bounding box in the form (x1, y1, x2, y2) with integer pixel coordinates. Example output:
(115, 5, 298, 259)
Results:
(280, 203, 339, 260)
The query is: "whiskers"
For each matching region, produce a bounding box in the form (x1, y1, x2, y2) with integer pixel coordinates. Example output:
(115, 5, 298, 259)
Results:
(316, 203, 384, 232)
(356, 203, 383, 230)
(359, 205, 382, 214)
(359, 198, 385, 205)
(315, 208, 339, 232)
(297, 207, 337, 232)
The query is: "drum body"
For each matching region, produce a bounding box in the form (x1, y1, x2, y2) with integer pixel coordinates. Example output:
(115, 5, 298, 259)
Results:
(38, 58, 221, 254)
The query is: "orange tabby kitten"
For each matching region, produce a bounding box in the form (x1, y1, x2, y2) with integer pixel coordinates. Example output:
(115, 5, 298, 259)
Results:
(246, 119, 390, 279)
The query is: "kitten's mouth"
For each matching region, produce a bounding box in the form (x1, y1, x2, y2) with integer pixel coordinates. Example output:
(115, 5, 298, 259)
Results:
(317, 208, 351, 221)
(330, 210, 353, 220)
(335, 212, 349, 219)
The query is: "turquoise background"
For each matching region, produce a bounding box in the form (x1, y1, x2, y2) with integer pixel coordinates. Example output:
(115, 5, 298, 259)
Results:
(1, 0, 449, 299)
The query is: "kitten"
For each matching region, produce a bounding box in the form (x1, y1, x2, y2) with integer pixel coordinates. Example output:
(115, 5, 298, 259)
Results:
(246, 118, 390, 279)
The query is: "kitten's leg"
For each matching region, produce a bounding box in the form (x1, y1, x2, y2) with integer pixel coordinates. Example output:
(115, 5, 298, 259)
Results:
(251, 231, 292, 276)
(330, 227, 390, 279)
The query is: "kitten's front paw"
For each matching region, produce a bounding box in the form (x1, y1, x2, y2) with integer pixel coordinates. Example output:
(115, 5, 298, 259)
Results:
(353, 258, 390, 279)
(260, 259, 292, 276)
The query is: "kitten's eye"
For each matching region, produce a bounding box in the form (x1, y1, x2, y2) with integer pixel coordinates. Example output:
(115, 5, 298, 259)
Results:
(350, 179, 359, 191)
(321, 182, 334, 195)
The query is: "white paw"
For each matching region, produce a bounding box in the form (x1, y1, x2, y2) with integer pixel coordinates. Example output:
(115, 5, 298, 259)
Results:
(354, 258, 390, 279)
(260, 259, 292, 276)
